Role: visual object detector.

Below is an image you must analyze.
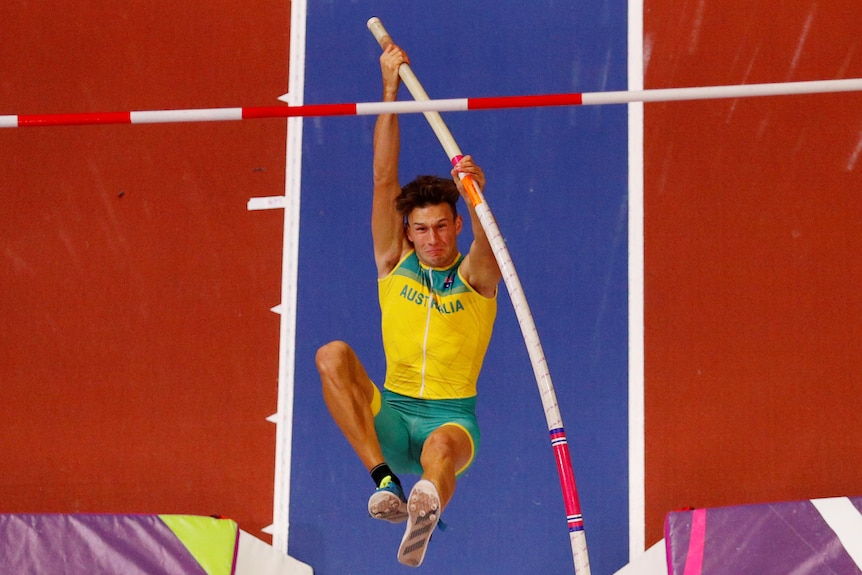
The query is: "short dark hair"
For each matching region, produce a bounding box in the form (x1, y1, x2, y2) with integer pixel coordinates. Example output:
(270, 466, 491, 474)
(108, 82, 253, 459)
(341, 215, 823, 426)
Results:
(396, 175, 459, 219)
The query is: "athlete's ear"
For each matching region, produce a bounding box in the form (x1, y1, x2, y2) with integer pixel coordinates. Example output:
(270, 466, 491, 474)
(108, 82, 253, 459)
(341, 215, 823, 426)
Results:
(455, 214, 463, 235)
(404, 214, 413, 241)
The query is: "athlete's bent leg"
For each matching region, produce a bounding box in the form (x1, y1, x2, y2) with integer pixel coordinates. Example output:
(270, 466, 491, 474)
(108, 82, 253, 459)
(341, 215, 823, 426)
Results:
(316, 340, 385, 471)
(397, 425, 472, 567)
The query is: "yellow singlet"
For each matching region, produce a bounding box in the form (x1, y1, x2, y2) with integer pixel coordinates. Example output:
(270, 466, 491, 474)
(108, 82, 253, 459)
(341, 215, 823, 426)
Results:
(378, 250, 497, 400)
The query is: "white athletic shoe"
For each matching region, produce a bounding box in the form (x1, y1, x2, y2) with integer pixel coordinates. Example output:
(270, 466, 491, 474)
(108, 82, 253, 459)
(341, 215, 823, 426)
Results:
(368, 476, 408, 523)
(398, 479, 441, 567)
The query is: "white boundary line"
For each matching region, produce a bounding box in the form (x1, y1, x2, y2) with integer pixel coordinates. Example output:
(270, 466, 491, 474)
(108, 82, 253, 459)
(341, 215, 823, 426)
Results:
(627, 0, 647, 560)
(811, 497, 862, 569)
(270, 0, 307, 555)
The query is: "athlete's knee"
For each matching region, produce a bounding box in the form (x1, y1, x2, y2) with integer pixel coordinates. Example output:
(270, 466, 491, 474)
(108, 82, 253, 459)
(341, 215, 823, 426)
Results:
(422, 426, 471, 465)
(315, 340, 351, 378)
(317, 340, 371, 403)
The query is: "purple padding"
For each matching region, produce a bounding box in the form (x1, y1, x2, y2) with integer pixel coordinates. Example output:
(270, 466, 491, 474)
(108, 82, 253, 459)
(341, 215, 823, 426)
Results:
(665, 497, 862, 575)
(0, 514, 208, 575)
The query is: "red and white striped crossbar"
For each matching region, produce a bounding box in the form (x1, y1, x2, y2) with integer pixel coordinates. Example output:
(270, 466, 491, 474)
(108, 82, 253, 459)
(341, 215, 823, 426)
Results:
(2, 78, 860, 128)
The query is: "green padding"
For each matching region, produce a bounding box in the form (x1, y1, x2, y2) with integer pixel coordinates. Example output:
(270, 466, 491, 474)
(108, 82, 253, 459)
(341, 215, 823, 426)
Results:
(159, 515, 238, 575)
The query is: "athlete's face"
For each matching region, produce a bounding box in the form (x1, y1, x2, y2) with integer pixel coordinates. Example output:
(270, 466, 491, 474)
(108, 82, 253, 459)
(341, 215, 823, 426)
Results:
(405, 203, 462, 268)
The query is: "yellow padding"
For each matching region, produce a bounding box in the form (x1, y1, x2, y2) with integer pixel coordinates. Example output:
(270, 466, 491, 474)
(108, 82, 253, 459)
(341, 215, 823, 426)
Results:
(439, 422, 475, 476)
(160, 515, 238, 575)
(371, 384, 382, 416)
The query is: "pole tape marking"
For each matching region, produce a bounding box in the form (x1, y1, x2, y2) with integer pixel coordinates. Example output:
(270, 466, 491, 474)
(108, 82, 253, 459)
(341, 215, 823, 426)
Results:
(131, 108, 243, 124)
(17, 111, 131, 127)
(357, 98, 468, 115)
(242, 103, 357, 119)
(550, 428, 585, 532)
(469, 93, 584, 109)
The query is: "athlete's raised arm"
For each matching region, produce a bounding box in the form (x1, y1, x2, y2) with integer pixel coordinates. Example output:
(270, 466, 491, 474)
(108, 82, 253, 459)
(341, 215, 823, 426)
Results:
(371, 44, 411, 278)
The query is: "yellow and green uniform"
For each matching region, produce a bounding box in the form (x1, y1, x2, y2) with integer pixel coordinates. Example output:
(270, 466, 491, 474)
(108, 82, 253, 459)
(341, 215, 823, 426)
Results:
(378, 250, 497, 400)
(371, 250, 497, 475)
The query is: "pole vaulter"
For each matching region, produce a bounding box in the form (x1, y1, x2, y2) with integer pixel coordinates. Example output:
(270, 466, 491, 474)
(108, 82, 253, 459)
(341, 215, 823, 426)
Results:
(2, 79, 860, 128)
(366, 17, 592, 575)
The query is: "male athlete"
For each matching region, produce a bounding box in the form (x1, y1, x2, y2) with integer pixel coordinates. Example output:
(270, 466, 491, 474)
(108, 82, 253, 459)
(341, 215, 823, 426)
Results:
(315, 43, 501, 567)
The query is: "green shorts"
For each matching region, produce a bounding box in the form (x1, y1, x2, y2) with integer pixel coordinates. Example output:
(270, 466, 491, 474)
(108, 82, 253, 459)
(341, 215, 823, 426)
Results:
(371, 387, 480, 477)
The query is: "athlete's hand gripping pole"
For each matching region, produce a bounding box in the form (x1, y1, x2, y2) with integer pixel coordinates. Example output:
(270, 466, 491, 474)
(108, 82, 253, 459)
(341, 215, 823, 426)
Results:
(367, 18, 483, 207)
(367, 17, 591, 575)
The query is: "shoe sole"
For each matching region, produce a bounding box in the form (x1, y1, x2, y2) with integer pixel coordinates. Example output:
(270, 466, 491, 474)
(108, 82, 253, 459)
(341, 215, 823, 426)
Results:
(398, 479, 440, 567)
(368, 490, 408, 523)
